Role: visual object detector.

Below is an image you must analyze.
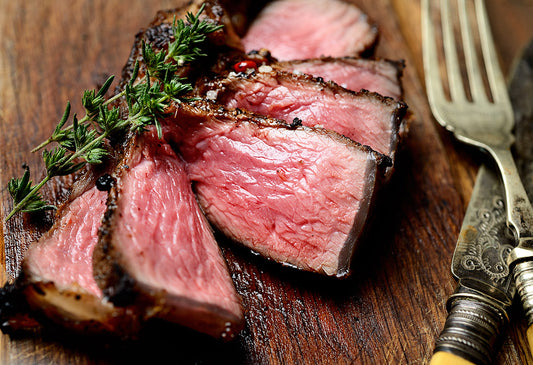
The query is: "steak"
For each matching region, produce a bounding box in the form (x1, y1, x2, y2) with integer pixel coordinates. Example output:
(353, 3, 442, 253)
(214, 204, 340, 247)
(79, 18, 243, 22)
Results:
(0, 165, 142, 337)
(197, 69, 407, 169)
(275, 57, 404, 100)
(93, 128, 244, 340)
(164, 101, 386, 277)
(2, 0, 409, 342)
(241, 0, 378, 60)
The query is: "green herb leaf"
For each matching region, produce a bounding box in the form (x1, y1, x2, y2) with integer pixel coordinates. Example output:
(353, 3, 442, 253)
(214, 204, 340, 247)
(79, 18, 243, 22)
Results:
(6, 167, 55, 220)
(6, 2, 223, 221)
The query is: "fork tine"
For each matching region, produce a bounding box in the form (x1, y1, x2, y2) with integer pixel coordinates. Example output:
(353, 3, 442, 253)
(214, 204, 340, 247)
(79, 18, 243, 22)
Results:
(422, 0, 446, 107)
(475, 0, 509, 104)
(457, 0, 488, 103)
(440, 0, 466, 102)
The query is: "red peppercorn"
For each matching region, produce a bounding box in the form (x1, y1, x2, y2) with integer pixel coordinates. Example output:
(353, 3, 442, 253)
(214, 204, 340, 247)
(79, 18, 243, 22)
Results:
(233, 60, 257, 73)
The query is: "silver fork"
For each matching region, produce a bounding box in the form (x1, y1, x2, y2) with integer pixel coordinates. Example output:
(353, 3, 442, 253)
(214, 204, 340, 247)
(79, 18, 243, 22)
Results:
(423, 0, 533, 363)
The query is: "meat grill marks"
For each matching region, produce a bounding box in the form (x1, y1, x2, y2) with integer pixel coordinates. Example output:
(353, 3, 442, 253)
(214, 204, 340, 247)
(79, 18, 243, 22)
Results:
(93, 128, 244, 340)
(274, 57, 405, 100)
(241, 0, 378, 61)
(197, 69, 407, 169)
(164, 101, 386, 277)
(0, 164, 142, 338)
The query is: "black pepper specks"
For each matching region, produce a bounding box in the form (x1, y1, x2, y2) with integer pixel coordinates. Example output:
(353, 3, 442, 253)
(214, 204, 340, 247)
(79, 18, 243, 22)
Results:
(290, 117, 303, 129)
(96, 174, 114, 192)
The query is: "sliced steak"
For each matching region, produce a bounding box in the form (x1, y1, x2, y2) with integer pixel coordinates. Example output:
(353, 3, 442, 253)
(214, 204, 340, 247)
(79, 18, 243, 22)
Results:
(164, 101, 385, 277)
(197, 69, 407, 169)
(275, 57, 404, 100)
(241, 0, 378, 60)
(0, 165, 141, 337)
(93, 129, 243, 340)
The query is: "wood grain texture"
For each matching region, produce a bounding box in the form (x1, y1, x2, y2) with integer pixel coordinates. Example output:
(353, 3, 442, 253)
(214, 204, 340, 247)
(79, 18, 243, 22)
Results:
(0, 0, 532, 364)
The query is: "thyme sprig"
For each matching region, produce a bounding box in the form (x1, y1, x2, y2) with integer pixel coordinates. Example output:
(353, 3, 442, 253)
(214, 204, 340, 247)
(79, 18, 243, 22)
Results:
(6, 4, 222, 221)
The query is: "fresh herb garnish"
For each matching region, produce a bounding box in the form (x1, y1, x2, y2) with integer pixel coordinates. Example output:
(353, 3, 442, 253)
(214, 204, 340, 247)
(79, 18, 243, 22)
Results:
(5, 3, 222, 221)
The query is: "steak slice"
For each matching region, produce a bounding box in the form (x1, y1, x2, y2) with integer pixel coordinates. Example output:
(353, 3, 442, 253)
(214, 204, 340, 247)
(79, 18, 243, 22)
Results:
(241, 0, 378, 60)
(93, 129, 243, 340)
(275, 57, 405, 100)
(197, 69, 407, 169)
(0, 165, 141, 337)
(165, 101, 386, 277)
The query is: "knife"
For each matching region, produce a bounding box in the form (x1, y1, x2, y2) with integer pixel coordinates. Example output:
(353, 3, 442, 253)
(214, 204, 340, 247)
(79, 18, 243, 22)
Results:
(430, 39, 533, 365)
(509, 38, 533, 358)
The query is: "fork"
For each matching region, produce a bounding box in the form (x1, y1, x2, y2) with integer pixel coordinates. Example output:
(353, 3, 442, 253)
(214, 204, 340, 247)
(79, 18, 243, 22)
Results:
(422, 0, 533, 363)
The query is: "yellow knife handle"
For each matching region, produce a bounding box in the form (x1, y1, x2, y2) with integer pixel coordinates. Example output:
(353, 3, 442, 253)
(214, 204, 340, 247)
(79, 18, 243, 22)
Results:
(429, 351, 475, 365)
(430, 289, 508, 365)
(528, 325, 533, 359)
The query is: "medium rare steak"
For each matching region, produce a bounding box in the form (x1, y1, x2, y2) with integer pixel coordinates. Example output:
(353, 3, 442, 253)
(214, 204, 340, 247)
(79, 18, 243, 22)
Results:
(0, 166, 141, 337)
(197, 69, 407, 169)
(164, 101, 386, 277)
(241, 0, 378, 60)
(275, 57, 404, 100)
(93, 129, 243, 340)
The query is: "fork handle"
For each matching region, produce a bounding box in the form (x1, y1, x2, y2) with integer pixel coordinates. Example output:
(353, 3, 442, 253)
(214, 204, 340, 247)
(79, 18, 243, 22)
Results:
(485, 145, 533, 239)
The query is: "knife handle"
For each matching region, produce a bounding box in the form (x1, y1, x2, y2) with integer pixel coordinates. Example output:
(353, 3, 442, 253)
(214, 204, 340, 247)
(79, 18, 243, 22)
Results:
(512, 260, 533, 357)
(429, 351, 475, 365)
(430, 290, 507, 365)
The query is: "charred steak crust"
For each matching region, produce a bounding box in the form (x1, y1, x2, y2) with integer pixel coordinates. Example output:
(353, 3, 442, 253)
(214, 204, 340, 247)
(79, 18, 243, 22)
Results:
(93, 149, 134, 307)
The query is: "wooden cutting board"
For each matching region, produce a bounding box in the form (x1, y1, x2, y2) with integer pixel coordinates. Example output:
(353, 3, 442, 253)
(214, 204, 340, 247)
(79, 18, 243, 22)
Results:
(1, 0, 532, 363)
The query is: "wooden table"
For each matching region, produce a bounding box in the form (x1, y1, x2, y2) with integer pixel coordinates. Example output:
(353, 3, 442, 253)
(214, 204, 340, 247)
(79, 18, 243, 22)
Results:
(1, 1, 532, 363)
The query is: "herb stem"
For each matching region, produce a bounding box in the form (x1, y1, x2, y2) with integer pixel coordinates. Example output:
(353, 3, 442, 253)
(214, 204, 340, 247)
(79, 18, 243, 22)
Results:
(5, 175, 52, 221)
(102, 88, 128, 107)
(31, 138, 54, 154)
(30, 113, 91, 153)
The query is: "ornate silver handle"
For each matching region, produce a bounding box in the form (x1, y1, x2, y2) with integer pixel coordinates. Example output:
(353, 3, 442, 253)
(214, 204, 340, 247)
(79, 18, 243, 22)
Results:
(433, 286, 509, 365)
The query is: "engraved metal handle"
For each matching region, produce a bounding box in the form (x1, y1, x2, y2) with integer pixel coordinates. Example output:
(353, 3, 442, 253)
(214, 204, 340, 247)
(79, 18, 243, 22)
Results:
(431, 287, 509, 365)
(513, 260, 533, 352)
(486, 146, 533, 246)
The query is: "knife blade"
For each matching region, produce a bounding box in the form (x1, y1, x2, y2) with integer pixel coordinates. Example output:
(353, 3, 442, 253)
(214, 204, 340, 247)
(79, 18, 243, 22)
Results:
(508, 38, 533, 356)
(430, 39, 533, 365)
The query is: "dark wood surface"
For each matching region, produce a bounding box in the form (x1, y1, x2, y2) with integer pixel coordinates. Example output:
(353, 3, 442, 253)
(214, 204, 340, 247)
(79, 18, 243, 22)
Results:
(1, 0, 532, 364)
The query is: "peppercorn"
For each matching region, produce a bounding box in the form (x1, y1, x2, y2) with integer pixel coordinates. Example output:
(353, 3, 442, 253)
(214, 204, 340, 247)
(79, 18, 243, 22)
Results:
(96, 174, 114, 191)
